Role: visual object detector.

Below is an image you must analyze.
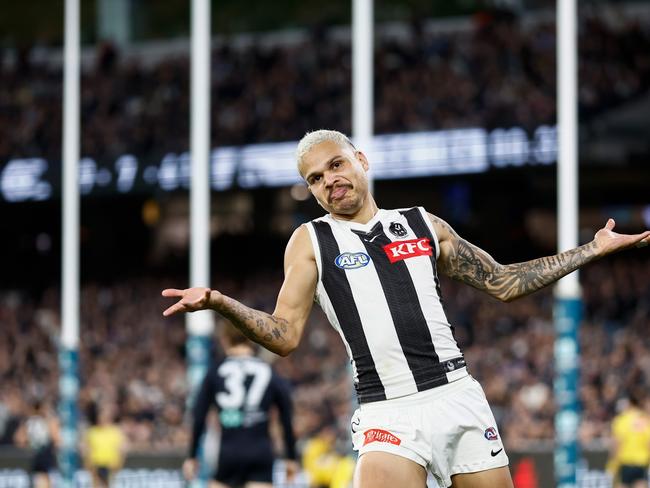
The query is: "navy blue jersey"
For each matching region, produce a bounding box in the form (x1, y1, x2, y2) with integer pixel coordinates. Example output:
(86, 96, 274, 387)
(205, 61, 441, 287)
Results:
(190, 355, 296, 463)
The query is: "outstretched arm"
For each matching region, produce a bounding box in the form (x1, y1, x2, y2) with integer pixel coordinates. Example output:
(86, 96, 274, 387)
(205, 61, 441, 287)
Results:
(431, 215, 650, 302)
(162, 225, 318, 356)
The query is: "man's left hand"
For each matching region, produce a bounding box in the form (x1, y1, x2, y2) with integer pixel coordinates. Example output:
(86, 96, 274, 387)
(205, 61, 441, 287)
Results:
(594, 218, 650, 256)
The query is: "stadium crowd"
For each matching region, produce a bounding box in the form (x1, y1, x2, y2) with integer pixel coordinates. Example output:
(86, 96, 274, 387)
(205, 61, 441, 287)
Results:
(1, 255, 649, 457)
(1, 10, 650, 166)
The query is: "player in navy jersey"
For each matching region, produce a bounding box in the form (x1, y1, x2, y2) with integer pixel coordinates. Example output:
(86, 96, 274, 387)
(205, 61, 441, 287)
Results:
(183, 324, 299, 488)
(14, 400, 60, 488)
(164, 130, 649, 488)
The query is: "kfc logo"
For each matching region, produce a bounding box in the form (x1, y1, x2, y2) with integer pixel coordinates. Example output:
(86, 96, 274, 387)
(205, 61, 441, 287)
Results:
(383, 238, 432, 263)
(363, 429, 402, 446)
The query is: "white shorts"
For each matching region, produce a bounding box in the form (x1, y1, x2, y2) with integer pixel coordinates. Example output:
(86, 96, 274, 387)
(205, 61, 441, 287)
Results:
(350, 375, 508, 487)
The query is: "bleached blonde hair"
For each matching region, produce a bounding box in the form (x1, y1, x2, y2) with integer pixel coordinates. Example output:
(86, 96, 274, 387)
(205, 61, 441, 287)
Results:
(296, 129, 356, 172)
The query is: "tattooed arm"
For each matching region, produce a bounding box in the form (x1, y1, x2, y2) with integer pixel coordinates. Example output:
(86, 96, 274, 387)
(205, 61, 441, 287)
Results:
(162, 225, 317, 356)
(430, 214, 650, 302)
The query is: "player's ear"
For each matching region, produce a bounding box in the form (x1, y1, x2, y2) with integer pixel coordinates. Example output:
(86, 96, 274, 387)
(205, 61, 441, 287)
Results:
(356, 151, 370, 171)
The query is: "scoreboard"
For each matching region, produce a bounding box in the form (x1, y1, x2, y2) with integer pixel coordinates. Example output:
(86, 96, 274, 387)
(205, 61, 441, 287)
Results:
(0, 125, 556, 203)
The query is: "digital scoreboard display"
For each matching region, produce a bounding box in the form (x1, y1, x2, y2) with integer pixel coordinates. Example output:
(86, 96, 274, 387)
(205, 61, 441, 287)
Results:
(0, 126, 556, 203)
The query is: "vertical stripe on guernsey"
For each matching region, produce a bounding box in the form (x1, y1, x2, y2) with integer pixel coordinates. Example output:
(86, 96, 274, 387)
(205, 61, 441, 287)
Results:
(398, 208, 461, 365)
(400, 207, 443, 302)
(311, 221, 387, 402)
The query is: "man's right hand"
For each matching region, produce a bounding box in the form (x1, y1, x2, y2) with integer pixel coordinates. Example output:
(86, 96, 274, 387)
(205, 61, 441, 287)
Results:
(162, 287, 221, 316)
(182, 458, 199, 480)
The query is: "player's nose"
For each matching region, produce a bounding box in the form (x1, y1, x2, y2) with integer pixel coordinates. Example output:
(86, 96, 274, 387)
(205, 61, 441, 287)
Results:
(324, 171, 339, 187)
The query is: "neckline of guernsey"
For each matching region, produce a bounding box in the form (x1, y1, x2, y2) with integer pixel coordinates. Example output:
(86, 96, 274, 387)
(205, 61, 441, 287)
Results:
(327, 208, 384, 230)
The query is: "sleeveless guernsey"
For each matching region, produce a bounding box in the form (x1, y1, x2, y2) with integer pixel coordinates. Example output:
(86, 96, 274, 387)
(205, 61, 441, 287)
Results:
(306, 207, 467, 403)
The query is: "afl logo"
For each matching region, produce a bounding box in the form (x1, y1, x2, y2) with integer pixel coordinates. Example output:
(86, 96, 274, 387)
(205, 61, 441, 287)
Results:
(389, 222, 408, 237)
(484, 427, 499, 441)
(335, 252, 371, 270)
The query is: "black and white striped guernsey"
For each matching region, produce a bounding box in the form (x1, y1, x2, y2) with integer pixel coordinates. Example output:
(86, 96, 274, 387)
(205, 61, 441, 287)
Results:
(306, 207, 467, 403)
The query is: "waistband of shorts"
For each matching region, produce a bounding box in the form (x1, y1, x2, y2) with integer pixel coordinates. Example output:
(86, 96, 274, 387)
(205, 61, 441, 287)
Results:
(441, 355, 467, 374)
(359, 370, 473, 411)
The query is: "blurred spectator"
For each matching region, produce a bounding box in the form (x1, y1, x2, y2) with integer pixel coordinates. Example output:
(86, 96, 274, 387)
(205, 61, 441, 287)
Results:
(606, 389, 650, 488)
(301, 424, 354, 488)
(82, 402, 127, 488)
(0, 386, 25, 446)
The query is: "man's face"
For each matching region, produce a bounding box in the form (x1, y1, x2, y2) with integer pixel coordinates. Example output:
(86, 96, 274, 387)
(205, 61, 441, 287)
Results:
(299, 140, 370, 216)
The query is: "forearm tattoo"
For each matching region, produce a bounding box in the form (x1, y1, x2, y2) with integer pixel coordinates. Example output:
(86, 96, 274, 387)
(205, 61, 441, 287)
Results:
(218, 296, 289, 352)
(434, 217, 600, 301)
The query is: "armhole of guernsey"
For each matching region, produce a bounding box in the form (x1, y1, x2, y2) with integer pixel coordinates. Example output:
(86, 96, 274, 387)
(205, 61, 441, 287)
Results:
(305, 222, 323, 286)
(416, 207, 440, 259)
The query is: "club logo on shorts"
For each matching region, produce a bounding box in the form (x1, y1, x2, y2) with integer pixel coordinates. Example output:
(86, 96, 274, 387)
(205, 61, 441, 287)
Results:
(335, 252, 371, 269)
(383, 238, 432, 263)
(484, 427, 499, 441)
(389, 222, 408, 237)
(363, 429, 401, 446)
